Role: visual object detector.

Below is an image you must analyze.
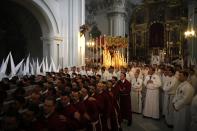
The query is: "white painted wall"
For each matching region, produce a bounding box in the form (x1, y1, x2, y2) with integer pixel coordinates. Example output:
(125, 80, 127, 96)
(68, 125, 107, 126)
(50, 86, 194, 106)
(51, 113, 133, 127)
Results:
(15, 0, 85, 67)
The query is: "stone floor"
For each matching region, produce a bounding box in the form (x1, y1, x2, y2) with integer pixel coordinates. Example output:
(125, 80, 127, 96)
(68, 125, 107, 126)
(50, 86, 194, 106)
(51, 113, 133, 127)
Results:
(122, 114, 173, 131)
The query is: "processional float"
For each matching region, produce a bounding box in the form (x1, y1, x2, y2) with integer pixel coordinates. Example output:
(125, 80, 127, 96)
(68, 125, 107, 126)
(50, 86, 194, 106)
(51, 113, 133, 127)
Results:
(91, 35, 128, 69)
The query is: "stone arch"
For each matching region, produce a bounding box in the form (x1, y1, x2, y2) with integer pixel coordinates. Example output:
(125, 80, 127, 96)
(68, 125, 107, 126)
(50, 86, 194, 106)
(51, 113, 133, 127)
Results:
(13, 0, 59, 36)
(11, 0, 60, 63)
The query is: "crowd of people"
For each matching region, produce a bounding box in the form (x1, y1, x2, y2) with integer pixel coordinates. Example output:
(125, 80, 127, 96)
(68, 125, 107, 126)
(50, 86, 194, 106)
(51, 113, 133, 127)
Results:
(0, 63, 197, 131)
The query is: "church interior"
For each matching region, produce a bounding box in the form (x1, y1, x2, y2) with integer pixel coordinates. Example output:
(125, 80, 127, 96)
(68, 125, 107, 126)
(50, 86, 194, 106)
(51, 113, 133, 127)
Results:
(0, 0, 197, 131)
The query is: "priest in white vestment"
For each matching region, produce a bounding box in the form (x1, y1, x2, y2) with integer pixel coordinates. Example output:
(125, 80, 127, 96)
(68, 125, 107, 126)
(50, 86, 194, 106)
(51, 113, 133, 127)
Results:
(143, 67, 162, 119)
(190, 94, 197, 131)
(131, 69, 143, 113)
(173, 71, 195, 131)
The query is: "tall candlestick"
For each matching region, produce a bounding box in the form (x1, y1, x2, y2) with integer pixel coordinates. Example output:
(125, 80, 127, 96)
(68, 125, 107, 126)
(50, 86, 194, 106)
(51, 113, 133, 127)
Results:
(96, 38, 98, 65)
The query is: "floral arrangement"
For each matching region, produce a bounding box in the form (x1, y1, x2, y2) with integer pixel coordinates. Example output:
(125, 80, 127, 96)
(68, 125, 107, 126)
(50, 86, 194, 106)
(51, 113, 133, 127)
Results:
(80, 24, 90, 37)
(102, 36, 128, 49)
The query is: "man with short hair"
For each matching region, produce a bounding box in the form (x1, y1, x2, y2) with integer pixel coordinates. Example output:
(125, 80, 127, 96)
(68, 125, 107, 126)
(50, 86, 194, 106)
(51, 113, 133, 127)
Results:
(43, 97, 67, 131)
(143, 67, 161, 119)
(173, 71, 195, 131)
(163, 67, 179, 126)
(116, 72, 132, 126)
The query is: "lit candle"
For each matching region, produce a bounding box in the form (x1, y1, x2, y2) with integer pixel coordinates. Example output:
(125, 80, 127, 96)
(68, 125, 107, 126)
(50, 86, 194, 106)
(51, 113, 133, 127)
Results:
(96, 38, 98, 65)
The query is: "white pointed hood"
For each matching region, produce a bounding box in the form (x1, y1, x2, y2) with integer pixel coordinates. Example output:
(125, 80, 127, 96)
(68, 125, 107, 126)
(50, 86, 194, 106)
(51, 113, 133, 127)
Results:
(23, 63, 26, 76)
(30, 62, 34, 75)
(9, 52, 16, 77)
(42, 58, 46, 75)
(0, 59, 5, 72)
(36, 58, 40, 75)
(25, 54, 30, 75)
(32, 58, 36, 74)
(0, 53, 10, 80)
(9, 52, 24, 78)
(56, 64, 60, 72)
(15, 59, 24, 75)
(51, 57, 57, 72)
(0, 52, 10, 74)
(49, 61, 52, 72)
(45, 57, 49, 72)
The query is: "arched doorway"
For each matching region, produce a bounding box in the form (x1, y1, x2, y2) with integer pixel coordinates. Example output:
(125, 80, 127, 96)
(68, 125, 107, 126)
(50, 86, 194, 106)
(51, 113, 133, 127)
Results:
(0, 0, 43, 63)
(0, 0, 59, 65)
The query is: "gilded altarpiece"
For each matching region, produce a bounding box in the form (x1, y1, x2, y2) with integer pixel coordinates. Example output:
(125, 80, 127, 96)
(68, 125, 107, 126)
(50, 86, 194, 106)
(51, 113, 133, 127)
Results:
(130, 0, 188, 63)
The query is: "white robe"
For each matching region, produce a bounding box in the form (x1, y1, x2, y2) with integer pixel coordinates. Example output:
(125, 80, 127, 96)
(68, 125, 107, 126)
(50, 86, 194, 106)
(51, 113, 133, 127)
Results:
(161, 75, 169, 116)
(80, 70, 87, 76)
(173, 81, 195, 131)
(143, 74, 162, 119)
(131, 77, 143, 113)
(100, 71, 109, 81)
(106, 71, 117, 80)
(188, 74, 197, 93)
(163, 76, 179, 125)
(190, 95, 197, 131)
(126, 72, 131, 82)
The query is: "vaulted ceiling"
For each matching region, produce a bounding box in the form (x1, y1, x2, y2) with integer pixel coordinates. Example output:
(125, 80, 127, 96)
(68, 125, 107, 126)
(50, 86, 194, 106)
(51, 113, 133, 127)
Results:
(85, 0, 143, 14)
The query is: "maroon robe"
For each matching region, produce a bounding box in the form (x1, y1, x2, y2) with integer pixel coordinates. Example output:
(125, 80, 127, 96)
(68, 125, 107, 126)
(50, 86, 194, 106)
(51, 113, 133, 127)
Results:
(107, 88, 120, 131)
(43, 112, 68, 131)
(73, 101, 88, 130)
(61, 103, 79, 130)
(83, 97, 101, 131)
(94, 91, 113, 131)
(112, 83, 122, 124)
(116, 79, 132, 121)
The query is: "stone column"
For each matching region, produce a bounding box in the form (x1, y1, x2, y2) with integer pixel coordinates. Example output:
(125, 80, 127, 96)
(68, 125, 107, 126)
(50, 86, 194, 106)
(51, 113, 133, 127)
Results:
(107, 0, 128, 62)
(67, 0, 85, 67)
(58, 0, 85, 67)
(107, 0, 127, 36)
(41, 35, 63, 67)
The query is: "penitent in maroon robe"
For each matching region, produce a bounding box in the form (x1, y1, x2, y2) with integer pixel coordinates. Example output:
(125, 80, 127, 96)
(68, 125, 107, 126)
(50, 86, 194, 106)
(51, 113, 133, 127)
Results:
(95, 91, 113, 131)
(83, 97, 101, 131)
(116, 79, 132, 122)
(43, 112, 68, 131)
(61, 103, 79, 130)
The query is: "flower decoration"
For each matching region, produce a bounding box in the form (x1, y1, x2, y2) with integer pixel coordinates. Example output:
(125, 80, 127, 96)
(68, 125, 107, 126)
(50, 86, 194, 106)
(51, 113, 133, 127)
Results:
(102, 36, 128, 49)
(80, 24, 90, 37)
